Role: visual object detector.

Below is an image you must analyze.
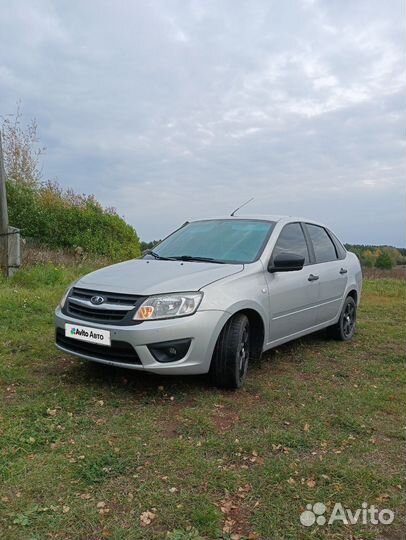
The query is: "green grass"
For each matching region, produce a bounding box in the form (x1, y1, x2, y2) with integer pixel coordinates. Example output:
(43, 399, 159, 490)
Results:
(0, 265, 404, 539)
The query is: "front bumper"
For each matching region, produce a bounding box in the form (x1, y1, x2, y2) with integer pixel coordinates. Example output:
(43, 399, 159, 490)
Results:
(55, 307, 228, 375)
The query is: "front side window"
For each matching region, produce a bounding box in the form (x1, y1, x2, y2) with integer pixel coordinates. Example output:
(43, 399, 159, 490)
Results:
(152, 219, 275, 264)
(306, 224, 337, 263)
(272, 223, 310, 264)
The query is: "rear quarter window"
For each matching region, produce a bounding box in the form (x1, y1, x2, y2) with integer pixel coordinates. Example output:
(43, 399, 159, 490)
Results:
(328, 230, 347, 259)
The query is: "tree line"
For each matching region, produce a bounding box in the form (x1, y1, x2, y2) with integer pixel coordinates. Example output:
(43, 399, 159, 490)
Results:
(345, 244, 405, 270)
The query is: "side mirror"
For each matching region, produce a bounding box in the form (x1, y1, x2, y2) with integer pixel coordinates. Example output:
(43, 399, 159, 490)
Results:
(268, 252, 305, 273)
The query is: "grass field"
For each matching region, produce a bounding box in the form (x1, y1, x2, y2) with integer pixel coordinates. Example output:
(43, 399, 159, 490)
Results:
(0, 264, 404, 539)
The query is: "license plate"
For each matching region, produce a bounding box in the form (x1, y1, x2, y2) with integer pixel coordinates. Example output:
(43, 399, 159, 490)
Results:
(65, 323, 111, 347)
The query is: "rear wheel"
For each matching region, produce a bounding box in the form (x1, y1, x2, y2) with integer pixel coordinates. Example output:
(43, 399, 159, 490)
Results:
(210, 313, 250, 389)
(328, 296, 357, 341)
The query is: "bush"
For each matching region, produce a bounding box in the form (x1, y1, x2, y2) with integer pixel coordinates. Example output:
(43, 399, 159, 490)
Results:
(375, 251, 393, 270)
(7, 180, 140, 262)
(360, 256, 373, 268)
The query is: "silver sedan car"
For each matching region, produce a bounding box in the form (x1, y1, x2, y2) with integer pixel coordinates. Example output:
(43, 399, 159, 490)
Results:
(55, 216, 362, 388)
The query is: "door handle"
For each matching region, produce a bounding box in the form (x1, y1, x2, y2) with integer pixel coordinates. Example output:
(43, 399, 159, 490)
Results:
(308, 274, 319, 281)
(339, 268, 348, 274)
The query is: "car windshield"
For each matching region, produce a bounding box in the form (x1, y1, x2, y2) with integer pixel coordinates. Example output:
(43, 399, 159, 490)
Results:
(150, 219, 275, 264)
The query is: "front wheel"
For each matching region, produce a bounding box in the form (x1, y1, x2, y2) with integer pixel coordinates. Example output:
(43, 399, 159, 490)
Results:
(210, 313, 250, 389)
(328, 296, 357, 341)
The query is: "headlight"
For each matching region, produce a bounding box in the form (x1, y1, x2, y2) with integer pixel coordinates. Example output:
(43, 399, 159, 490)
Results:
(58, 281, 77, 309)
(133, 292, 203, 321)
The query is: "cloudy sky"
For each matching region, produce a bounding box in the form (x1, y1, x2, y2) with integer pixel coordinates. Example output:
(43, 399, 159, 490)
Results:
(1, 0, 405, 245)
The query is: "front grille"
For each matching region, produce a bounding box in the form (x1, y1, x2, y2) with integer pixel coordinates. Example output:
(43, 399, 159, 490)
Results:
(64, 287, 145, 325)
(68, 302, 126, 322)
(56, 328, 142, 365)
(70, 288, 138, 306)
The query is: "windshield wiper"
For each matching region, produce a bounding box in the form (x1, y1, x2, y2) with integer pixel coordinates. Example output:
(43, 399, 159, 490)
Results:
(145, 251, 225, 263)
(147, 251, 176, 261)
(170, 255, 226, 264)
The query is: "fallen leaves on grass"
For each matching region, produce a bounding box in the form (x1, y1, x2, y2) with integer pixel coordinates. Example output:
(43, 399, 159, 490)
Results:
(271, 443, 290, 454)
(140, 509, 157, 527)
(96, 501, 110, 515)
(237, 484, 252, 498)
(217, 449, 265, 471)
(218, 485, 257, 537)
(221, 500, 237, 515)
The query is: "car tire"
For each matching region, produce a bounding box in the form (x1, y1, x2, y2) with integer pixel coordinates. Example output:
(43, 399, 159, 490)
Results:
(328, 296, 357, 341)
(210, 313, 250, 389)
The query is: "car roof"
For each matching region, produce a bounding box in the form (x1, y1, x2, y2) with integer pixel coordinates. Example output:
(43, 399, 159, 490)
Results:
(190, 214, 327, 227)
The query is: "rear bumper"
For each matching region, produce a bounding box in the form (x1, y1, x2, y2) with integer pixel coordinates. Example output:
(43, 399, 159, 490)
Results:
(55, 307, 228, 375)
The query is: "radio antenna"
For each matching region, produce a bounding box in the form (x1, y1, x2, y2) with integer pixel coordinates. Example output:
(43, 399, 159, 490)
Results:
(230, 197, 254, 216)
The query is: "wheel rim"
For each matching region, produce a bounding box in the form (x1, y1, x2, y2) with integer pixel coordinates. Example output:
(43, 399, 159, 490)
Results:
(238, 326, 250, 381)
(342, 302, 355, 338)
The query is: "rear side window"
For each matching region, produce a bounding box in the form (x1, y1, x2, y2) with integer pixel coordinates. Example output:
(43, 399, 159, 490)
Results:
(306, 224, 337, 263)
(272, 223, 309, 264)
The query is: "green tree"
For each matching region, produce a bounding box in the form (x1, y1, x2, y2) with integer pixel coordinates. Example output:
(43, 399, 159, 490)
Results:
(140, 240, 160, 252)
(375, 251, 393, 269)
(360, 255, 373, 268)
(382, 246, 403, 265)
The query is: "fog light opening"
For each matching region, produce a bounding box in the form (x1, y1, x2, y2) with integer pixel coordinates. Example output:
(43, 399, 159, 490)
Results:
(148, 339, 191, 363)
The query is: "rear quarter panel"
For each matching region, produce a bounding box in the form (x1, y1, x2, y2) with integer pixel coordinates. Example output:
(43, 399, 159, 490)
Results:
(347, 251, 363, 305)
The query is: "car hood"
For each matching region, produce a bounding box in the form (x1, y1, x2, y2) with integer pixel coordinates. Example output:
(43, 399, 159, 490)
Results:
(77, 259, 244, 295)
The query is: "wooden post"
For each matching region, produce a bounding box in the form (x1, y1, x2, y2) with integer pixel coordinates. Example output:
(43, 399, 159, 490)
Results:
(0, 132, 9, 276)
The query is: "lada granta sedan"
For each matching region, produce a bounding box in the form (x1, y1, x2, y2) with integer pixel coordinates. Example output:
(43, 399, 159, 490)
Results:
(55, 216, 362, 389)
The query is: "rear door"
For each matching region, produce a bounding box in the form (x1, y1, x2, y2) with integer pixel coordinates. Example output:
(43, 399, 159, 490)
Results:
(265, 222, 320, 344)
(303, 224, 348, 325)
